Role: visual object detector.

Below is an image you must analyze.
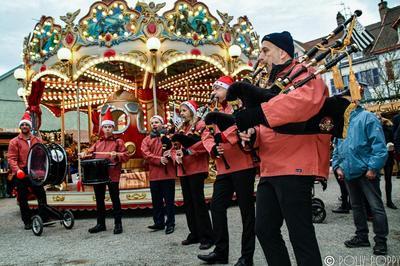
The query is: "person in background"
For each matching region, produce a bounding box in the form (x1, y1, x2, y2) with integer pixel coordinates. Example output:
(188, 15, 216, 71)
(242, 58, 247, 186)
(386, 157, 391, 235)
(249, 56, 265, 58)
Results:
(376, 113, 397, 209)
(332, 90, 389, 255)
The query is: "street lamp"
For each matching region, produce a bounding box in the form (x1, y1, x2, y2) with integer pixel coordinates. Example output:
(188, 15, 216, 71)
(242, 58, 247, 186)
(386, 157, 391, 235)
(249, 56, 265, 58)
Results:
(14, 68, 26, 81)
(17, 87, 25, 98)
(57, 47, 72, 62)
(146, 37, 161, 53)
(146, 37, 161, 116)
(228, 44, 242, 59)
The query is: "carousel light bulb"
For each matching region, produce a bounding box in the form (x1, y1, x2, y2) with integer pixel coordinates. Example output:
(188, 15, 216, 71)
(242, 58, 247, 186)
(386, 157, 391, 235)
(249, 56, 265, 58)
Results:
(146, 37, 161, 53)
(14, 68, 26, 81)
(57, 47, 72, 62)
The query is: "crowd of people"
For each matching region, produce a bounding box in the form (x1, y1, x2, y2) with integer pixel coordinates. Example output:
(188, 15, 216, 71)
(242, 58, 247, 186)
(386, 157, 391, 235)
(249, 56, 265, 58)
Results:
(6, 30, 399, 266)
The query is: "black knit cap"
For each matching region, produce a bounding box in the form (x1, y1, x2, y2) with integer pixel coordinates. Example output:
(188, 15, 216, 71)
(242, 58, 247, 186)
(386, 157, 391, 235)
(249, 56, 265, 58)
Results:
(262, 31, 295, 58)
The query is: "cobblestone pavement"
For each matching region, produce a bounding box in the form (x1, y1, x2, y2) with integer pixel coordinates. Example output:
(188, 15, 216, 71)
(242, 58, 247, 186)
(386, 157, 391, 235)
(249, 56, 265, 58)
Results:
(0, 175, 399, 266)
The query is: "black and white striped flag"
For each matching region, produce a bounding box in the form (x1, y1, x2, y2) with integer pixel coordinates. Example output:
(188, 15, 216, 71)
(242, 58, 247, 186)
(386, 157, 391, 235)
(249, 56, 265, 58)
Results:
(351, 19, 375, 51)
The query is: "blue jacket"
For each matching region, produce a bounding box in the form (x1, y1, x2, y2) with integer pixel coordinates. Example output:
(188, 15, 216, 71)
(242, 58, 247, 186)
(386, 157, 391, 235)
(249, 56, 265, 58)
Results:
(332, 106, 388, 180)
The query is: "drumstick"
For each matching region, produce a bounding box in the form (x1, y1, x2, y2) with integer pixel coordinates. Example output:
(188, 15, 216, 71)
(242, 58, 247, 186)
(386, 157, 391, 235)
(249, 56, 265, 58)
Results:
(93, 152, 124, 155)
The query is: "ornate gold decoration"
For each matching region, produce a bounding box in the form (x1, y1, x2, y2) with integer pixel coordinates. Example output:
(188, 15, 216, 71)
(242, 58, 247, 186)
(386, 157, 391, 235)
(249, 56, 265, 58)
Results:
(161, 49, 185, 63)
(125, 50, 148, 64)
(52, 195, 65, 202)
(126, 193, 146, 200)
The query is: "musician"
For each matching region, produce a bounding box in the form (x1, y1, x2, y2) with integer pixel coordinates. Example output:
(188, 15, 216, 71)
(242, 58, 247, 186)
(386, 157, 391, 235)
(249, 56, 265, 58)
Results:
(83, 108, 129, 234)
(141, 115, 176, 234)
(238, 31, 331, 266)
(171, 100, 214, 250)
(198, 76, 256, 266)
(7, 111, 47, 230)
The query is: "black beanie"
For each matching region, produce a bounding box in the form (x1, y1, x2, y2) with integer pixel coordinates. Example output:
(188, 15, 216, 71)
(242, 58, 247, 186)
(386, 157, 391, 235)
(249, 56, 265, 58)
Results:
(262, 31, 295, 58)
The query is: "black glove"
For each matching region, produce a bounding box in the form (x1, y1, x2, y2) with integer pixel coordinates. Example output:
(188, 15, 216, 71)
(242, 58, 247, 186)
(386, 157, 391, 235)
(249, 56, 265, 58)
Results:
(161, 135, 172, 150)
(226, 82, 278, 108)
(204, 112, 236, 131)
(234, 106, 268, 132)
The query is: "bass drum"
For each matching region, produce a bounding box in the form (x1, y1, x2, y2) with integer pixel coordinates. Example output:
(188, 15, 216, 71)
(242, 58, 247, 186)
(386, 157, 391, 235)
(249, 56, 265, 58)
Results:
(27, 143, 67, 186)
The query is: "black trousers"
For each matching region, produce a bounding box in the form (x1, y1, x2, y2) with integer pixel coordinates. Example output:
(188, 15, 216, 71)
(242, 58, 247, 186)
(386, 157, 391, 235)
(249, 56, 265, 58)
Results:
(180, 173, 214, 245)
(384, 151, 394, 204)
(14, 177, 47, 225)
(93, 181, 122, 225)
(211, 168, 256, 260)
(334, 171, 349, 208)
(150, 179, 176, 227)
(256, 175, 322, 266)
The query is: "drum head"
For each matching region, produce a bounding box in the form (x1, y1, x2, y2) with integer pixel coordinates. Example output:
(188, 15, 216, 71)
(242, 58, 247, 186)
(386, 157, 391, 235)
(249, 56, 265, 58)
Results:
(28, 143, 67, 186)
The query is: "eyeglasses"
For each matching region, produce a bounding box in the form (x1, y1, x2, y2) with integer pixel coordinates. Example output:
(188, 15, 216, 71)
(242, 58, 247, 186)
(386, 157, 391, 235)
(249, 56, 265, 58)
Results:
(20, 123, 31, 127)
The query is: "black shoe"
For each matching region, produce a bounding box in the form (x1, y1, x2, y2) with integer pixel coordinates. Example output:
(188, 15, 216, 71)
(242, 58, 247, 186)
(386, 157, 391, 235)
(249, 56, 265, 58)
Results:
(24, 223, 32, 230)
(88, 224, 106, 234)
(332, 206, 350, 214)
(114, 224, 123, 234)
(234, 257, 253, 266)
(373, 242, 387, 255)
(182, 237, 199, 246)
(344, 236, 371, 248)
(387, 202, 398, 209)
(197, 252, 228, 264)
(165, 225, 175, 235)
(148, 224, 165, 231)
(199, 242, 213, 250)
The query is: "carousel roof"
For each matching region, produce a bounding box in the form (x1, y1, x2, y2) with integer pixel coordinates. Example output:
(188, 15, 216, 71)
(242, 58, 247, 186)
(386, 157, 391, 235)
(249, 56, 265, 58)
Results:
(19, 0, 260, 112)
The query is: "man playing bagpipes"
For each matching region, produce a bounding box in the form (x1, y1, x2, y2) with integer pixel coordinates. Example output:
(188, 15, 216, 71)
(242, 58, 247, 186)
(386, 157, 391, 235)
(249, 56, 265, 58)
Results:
(8, 111, 47, 230)
(81, 108, 129, 234)
(198, 76, 257, 266)
(141, 115, 176, 235)
(170, 100, 214, 250)
(231, 31, 332, 266)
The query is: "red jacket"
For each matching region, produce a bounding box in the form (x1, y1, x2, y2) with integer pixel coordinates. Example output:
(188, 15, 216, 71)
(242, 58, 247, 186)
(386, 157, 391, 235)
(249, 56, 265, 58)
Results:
(87, 136, 129, 182)
(202, 104, 255, 175)
(141, 135, 176, 181)
(256, 60, 331, 179)
(8, 134, 42, 175)
(172, 120, 210, 177)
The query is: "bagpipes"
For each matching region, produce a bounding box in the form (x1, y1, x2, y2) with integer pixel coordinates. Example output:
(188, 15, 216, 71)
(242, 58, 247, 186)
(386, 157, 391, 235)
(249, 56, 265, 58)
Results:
(224, 10, 366, 138)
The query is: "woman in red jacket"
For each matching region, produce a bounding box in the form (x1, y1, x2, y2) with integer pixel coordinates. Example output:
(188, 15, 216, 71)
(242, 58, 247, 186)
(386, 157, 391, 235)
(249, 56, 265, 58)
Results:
(172, 100, 214, 250)
(141, 115, 176, 234)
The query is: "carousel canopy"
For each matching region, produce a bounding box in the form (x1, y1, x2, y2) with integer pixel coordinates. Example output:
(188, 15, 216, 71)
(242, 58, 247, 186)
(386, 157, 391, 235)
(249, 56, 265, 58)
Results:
(18, 0, 260, 114)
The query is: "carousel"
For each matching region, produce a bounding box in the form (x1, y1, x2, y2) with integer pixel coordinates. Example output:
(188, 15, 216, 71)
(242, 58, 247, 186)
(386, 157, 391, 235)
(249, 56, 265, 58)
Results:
(13, 0, 260, 210)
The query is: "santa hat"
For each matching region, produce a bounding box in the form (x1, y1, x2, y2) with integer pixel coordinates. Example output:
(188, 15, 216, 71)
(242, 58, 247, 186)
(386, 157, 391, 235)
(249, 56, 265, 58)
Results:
(19, 111, 32, 128)
(213, 76, 234, 90)
(150, 115, 164, 124)
(181, 100, 198, 115)
(101, 107, 115, 127)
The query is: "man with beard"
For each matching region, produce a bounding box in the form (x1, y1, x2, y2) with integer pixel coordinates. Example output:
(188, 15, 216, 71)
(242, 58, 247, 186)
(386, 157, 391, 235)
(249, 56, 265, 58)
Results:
(237, 31, 331, 266)
(8, 111, 46, 230)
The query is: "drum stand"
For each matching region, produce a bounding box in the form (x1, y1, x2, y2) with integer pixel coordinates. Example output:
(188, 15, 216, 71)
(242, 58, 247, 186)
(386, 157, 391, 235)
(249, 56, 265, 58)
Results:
(31, 204, 75, 236)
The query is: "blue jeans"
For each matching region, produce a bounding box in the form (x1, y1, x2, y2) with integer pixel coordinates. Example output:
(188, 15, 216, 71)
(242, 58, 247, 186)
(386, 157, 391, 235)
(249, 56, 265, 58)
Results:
(345, 175, 389, 243)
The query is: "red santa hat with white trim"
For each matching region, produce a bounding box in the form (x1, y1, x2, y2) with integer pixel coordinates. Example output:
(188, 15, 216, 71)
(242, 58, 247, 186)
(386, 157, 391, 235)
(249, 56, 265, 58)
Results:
(101, 107, 115, 127)
(19, 111, 32, 128)
(213, 76, 234, 90)
(150, 115, 165, 124)
(180, 100, 198, 115)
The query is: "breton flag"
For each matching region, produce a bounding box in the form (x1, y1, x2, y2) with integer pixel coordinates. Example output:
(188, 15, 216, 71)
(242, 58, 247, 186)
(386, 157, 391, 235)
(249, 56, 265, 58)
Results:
(350, 19, 375, 51)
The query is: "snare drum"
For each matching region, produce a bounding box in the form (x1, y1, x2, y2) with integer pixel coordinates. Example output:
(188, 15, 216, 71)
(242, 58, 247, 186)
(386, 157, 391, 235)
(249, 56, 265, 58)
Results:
(27, 143, 67, 186)
(81, 159, 110, 185)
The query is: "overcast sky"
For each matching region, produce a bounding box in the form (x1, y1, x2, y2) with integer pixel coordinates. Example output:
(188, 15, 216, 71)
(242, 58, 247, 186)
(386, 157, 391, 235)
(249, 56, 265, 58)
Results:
(0, 0, 397, 75)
